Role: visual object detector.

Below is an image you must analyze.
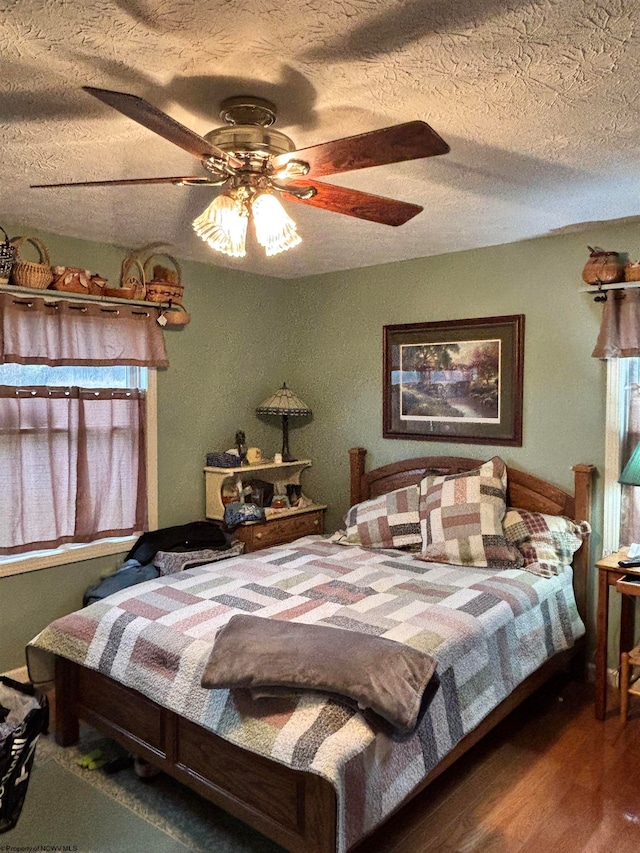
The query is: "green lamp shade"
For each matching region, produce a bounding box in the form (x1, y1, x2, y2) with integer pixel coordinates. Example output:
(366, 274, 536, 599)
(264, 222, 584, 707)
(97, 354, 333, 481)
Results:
(620, 442, 640, 486)
(255, 383, 311, 417)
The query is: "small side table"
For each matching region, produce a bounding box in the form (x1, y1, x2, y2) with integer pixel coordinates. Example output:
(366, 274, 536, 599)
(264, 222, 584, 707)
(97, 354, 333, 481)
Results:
(595, 548, 638, 719)
(621, 644, 640, 721)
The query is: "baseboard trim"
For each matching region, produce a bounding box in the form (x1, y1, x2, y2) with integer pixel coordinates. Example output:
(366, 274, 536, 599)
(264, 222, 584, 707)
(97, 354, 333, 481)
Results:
(586, 661, 619, 689)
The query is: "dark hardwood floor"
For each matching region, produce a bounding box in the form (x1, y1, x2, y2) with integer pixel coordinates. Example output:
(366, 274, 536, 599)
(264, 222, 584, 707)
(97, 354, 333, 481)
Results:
(357, 676, 640, 853)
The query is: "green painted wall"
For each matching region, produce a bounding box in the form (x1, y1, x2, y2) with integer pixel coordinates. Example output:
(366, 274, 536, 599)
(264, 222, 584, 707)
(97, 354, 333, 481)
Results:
(0, 226, 289, 671)
(2, 218, 638, 671)
(2, 554, 122, 671)
(288, 227, 610, 530)
(285, 220, 640, 657)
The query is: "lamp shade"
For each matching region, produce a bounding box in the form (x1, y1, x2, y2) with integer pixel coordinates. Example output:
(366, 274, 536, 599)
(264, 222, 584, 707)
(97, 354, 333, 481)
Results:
(193, 189, 302, 258)
(256, 383, 311, 417)
(620, 442, 640, 485)
(256, 383, 311, 462)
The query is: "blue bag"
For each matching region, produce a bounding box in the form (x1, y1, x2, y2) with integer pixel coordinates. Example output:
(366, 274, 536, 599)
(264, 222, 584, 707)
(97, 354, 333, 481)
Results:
(83, 560, 160, 606)
(223, 502, 265, 528)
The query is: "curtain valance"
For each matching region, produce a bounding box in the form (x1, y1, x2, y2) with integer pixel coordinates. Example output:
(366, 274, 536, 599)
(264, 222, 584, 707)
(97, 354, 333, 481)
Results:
(0, 291, 169, 367)
(592, 289, 640, 359)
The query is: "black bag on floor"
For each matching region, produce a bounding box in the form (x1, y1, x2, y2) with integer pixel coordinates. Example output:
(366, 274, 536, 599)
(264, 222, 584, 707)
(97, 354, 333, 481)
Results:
(125, 520, 228, 566)
(0, 677, 49, 833)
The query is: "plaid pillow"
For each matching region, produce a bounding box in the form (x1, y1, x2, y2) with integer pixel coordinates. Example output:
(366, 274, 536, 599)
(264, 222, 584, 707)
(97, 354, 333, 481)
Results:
(418, 456, 523, 568)
(503, 508, 590, 577)
(345, 484, 422, 549)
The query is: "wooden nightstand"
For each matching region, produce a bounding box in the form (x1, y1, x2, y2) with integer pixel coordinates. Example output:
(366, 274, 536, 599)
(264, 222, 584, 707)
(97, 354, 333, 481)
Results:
(204, 457, 326, 553)
(234, 505, 326, 553)
(595, 548, 639, 719)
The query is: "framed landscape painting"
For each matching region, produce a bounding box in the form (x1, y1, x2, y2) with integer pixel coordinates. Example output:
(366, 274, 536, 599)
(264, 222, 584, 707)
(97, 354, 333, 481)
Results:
(383, 315, 524, 445)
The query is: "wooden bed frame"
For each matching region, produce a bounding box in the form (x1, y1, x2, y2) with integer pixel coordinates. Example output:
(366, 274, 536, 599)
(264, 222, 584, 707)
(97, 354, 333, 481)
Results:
(54, 448, 594, 853)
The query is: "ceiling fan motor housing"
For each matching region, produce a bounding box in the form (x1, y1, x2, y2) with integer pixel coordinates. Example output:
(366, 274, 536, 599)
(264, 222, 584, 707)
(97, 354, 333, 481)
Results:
(204, 125, 296, 162)
(204, 95, 296, 173)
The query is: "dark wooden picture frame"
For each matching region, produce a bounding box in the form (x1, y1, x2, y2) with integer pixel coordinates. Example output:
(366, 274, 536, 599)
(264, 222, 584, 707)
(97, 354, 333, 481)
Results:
(383, 315, 524, 445)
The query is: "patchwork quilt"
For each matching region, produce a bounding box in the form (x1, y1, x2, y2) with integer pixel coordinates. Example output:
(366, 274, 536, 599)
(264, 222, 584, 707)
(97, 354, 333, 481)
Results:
(27, 536, 584, 851)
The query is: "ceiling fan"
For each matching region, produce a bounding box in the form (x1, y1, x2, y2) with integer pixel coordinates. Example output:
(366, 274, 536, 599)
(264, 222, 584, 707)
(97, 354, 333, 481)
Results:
(32, 87, 450, 257)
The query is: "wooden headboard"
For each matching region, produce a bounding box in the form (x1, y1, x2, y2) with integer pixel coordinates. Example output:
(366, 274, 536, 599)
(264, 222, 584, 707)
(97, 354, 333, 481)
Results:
(349, 447, 595, 622)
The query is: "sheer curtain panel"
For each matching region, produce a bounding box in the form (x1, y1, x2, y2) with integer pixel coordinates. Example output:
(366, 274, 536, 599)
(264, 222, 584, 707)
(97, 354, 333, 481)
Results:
(0, 386, 147, 555)
(594, 293, 640, 545)
(621, 368, 640, 545)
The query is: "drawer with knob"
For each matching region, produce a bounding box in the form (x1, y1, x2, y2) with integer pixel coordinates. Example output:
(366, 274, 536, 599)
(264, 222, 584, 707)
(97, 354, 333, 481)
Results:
(235, 507, 326, 553)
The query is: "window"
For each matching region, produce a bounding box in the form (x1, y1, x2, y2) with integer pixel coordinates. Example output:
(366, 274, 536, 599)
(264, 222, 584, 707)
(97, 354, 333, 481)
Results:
(604, 358, 640, 554)
(0, 364, 157, 574)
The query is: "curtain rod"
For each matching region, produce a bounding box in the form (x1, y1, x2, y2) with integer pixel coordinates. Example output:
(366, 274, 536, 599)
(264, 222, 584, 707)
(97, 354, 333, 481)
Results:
(0, 283, 168, 309)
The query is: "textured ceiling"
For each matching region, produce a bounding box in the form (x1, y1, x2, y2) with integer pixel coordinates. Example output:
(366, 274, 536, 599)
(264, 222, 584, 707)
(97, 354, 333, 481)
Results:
(2, 0, 640, 279)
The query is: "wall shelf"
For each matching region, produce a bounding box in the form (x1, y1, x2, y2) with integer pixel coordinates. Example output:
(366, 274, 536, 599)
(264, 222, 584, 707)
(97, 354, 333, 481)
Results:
(204, 459, 314, 521)
(580, 281, 640, 294)
(0, 283, 168, 309)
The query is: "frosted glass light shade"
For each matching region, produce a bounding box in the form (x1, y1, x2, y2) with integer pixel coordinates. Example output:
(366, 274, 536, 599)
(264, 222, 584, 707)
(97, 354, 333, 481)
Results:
(252, 192, 302, 257)
(193, 194, 248, 258)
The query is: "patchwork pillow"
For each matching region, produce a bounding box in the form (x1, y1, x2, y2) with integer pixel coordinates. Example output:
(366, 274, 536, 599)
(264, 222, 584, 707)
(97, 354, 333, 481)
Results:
(345, 484, 422, 549)
(418, 456, 523, 568)
(502, 508, 590, 577)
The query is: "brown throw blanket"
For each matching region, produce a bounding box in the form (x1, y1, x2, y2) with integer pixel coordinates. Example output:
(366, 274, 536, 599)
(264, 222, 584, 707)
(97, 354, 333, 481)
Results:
(201, 614, 437, 735)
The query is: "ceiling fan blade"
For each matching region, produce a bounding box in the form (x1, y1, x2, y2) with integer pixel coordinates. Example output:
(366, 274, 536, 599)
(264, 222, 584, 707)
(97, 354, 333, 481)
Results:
(272, 121, 449, 179)
(282, 179, 422, 226)
(31, 176, 221, 188)
(83, 87, 241, 168)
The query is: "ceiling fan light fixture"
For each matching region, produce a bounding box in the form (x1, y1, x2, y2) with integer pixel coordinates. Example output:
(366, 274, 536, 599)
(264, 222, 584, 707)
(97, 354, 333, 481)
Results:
(193, 193, 248, 258)
(272, 159, 311, 181)
(252, 191, 301, 257)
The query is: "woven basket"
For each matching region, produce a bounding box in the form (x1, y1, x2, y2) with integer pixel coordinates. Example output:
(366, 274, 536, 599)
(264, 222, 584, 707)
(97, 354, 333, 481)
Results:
(50, 266, 105, 295)
(0, 226, 16, 283)
(161, 304, 191, 326)
(143, 252, 184, 303)
(625, 262, 640, 282)
(9, 236, 53, 289)
(103, 256, 146, 301)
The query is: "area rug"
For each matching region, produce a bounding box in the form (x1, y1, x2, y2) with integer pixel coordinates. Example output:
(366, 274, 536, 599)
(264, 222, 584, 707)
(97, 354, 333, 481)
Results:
(34, 727, 284, 852)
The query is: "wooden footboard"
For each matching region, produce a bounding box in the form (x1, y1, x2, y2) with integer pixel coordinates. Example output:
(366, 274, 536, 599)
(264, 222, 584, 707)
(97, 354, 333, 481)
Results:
(54, 657, 337, 853)
(55, 644, 584, 853)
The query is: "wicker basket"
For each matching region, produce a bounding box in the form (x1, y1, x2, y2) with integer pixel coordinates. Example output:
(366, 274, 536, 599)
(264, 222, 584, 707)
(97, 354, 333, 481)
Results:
(0, 226, 16, 283)
(103, 256, 146, 301)
(9, 236, 53, 289)
(625, 262, 640, 282)
(50, 266, 105, 295)
(161, 303, 191, 326)
(143, 252, 184, 303)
